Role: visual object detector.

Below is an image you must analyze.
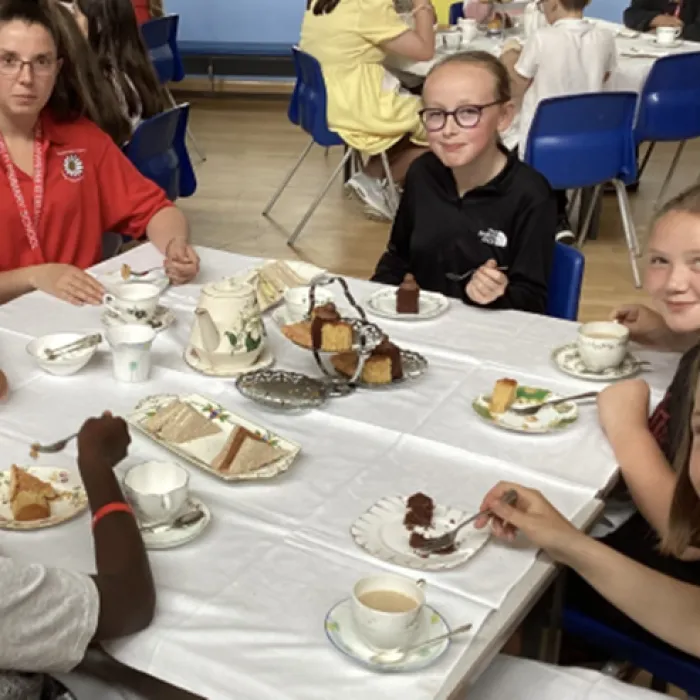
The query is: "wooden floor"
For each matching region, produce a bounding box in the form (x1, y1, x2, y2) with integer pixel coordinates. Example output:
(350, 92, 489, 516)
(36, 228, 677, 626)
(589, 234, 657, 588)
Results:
(178, 95, 700, 322)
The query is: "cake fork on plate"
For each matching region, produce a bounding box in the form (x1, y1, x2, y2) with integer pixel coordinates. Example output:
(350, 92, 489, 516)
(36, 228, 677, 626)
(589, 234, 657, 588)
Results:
(411, 490, 518, 554)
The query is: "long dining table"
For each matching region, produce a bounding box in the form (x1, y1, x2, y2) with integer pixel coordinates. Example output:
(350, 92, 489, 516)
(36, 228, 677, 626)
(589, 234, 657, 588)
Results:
(0, 246, 679, 700)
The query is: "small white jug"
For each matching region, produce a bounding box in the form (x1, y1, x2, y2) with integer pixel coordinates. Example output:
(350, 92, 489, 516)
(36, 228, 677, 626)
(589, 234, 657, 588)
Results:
(106, 325, 157, 383)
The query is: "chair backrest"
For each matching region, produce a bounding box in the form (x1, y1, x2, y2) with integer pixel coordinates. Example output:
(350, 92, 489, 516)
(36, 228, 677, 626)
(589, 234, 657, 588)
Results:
(449, 1, 464, 24)
(288, 47, 344, 148)
(141, 15, 185, 84)
(564, 608, 700, 696)
(635, 53, 700, 143)
(174, 103, 197, 198)
(524, 91, 638, 189)
(546, 243, 585, 321)
(125, 105, 187, 200)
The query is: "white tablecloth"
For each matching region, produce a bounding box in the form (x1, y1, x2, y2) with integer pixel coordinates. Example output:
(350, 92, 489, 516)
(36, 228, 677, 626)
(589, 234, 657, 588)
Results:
(0, 246, 680, 700)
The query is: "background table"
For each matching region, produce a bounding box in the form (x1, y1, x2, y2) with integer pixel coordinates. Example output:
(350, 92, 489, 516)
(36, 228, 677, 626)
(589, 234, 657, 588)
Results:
(0, 246, 679, 699)
(387, 18, 700, 91)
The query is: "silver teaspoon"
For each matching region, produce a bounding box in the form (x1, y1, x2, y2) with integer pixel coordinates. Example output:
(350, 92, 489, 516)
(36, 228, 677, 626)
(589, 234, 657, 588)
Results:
(370, 622, 473, 665)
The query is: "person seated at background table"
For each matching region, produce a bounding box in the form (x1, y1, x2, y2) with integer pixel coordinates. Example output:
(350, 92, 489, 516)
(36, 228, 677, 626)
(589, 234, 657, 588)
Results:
(53, 1, 130, 145)
(469, 470, 700, 698)
(372, 51, 557, 314)
(0, 0, 198, 307)
(556, 183, 700, 663)
(130, 0, 163, 24)
(0, 412, 155, 700)
(624, 0, 700, 42)
(300, 0, 435, 221)
(499, 0, 615, 244)
(69, 0, 168, 132)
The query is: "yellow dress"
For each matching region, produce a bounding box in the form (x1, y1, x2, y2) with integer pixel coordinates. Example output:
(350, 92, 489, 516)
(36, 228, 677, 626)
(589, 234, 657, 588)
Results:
(300, 0, 427, 155)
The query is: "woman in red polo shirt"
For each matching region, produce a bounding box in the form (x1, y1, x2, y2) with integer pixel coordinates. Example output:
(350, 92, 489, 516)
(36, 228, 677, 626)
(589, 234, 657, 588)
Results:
(0, 0, 198, 306)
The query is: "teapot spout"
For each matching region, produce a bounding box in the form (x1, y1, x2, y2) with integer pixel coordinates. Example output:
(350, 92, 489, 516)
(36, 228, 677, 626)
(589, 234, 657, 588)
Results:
(194, 308, 220, 353)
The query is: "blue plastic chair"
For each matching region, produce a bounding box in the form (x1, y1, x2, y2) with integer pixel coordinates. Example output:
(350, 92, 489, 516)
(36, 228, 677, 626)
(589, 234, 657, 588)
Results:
(524, 92, 641, 287)
(263, 47, 398, 246)
(125, 104, 196, 201)
(546, 243, 585, 321)
(141, 15, 205, 162)
(635, 53, 700, 208)
(563, 608, 700, 697)
(449, 1, 463, 24)
(140, 15, 184, 84)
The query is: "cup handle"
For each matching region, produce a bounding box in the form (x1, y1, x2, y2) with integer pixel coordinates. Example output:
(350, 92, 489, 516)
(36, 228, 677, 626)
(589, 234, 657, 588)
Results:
(415, 578, 426, 589)
(675, 27, 682, 37)
(102, 294, 123, 318)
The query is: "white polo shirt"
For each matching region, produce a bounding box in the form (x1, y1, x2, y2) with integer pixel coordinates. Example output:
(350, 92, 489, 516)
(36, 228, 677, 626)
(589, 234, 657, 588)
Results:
(515, 18, 617, 158)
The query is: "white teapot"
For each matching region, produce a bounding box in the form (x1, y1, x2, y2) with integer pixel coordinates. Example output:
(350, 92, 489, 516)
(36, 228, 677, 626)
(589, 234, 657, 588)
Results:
(188, 278, 265, 372)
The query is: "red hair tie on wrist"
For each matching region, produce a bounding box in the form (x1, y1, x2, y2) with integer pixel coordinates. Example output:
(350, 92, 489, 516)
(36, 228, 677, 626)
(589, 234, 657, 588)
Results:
(91, 502, 134, 529)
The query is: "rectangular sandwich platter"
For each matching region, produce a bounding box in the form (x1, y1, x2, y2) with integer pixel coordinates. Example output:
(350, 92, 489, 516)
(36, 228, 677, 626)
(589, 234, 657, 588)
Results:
(235, 259, 327, 312)
(127, 393, 302, 482)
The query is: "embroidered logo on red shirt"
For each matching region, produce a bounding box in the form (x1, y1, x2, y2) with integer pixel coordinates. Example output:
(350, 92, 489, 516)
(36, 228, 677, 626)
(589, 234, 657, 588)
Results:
(62, 154, 84, 181)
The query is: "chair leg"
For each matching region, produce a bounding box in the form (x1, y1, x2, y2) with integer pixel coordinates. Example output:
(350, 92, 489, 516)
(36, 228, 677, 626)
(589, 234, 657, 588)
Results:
(380, 151, 399, 214)
(576, 184, 603, 248)
(288, 148, 354, 247)
(612, 179, 642, 289)
(263, 137, 315, 216)
(637, 141, 656, 179)
(167, 89, 206, 163)
(655, 140, 686, 210)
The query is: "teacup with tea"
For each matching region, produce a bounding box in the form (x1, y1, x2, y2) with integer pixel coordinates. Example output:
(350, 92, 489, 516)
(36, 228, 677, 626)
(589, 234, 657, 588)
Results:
(577, 321, 630, 372)
(351, 573, 425, 650)
(123, 461, 190, 527)
(103, 282, 161, 325)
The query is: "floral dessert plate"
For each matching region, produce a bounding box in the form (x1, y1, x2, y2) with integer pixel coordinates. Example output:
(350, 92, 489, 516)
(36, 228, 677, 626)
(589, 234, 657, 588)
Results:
(101, 305, 175, 333)
(472, 385, 578, 434)
(236, 259, 327, 312)
(551, 343, 642, 382)
(325, 598, 451, 673)
(351, 495, 490, 572)
(127, 393, 301, 482)
(184, 345, 275, 378)
(0, 467, 87, 530)
(364, 288, 450, 321)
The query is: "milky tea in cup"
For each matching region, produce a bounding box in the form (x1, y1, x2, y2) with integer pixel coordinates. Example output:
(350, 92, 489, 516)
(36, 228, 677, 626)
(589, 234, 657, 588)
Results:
(351, 574, 425, 650)
(577, 321, 629, 373)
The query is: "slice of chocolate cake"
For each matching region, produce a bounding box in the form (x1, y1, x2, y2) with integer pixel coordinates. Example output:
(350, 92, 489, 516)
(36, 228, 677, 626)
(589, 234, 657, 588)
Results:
(396, 273, 419, 314)
(403, 492, 434, 530)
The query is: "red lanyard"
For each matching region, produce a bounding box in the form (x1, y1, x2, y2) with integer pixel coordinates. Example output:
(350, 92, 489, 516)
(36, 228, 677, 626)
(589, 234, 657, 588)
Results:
(0, 124, 44, 253)
(673, 0, 682, 17)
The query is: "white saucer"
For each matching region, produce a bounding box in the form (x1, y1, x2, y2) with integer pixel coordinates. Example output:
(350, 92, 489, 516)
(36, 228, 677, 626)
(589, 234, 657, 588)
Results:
(551, 343, 642, 382)
(653, 37, 683, 48)
(271, 305, 349, 328)
(324, 598, 452, 672)
(365, 288, 450, 321)
(183, 345, 275, 377)
(139, 496, 211, 550)
(101, 305, 175, 332)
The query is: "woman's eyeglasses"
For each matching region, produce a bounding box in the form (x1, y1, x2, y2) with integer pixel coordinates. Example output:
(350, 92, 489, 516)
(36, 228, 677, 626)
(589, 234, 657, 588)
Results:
(0, 54, 57, 77)
(419, 102, 504, 132)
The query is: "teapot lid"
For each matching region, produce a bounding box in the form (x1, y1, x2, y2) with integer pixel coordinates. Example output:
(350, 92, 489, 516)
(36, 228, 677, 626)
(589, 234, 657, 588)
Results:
(202, 277, 255, 298)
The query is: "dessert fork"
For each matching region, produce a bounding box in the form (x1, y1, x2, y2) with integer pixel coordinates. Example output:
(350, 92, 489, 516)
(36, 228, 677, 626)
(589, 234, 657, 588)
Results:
(509, 391, 598, 416)
(411, 489, 518, 554)
(445, 266, 508, 282)
(125, 266, 162, 278)
(30, 433, 78, 455)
